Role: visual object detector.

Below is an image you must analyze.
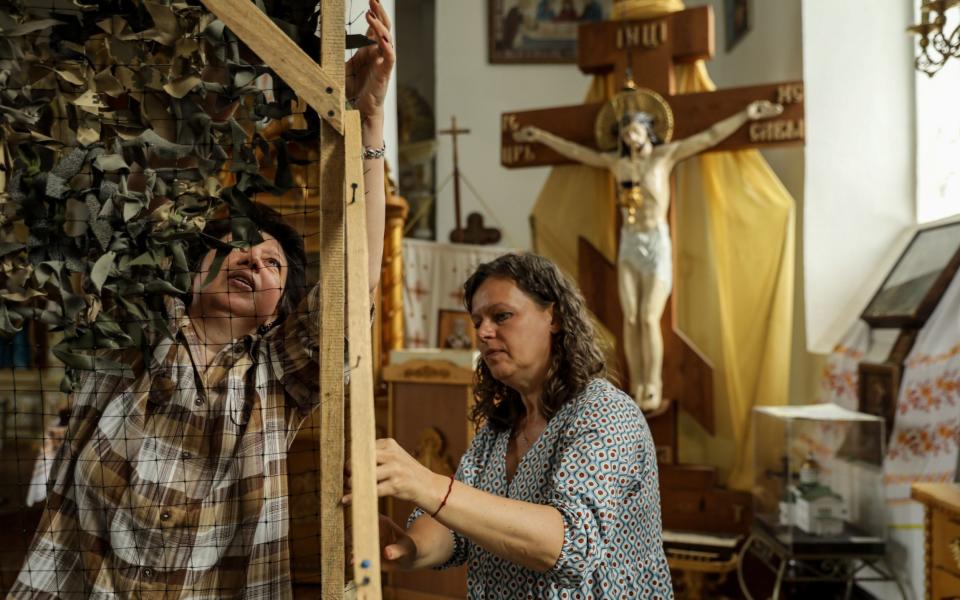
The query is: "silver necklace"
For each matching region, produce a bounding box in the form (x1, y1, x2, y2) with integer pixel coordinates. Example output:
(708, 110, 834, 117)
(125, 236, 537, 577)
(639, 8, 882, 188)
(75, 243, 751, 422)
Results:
(516, 418, 538, 452)
(519, 428, 532, 448)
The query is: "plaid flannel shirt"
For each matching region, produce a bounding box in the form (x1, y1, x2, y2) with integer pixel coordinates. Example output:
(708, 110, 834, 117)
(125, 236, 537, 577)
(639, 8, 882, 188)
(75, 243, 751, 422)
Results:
(9, 284, 323, 600)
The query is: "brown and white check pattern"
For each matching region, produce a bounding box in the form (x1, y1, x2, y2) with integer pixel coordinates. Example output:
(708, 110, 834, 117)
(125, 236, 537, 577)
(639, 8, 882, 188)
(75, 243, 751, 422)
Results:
(10, 286, 322, 599)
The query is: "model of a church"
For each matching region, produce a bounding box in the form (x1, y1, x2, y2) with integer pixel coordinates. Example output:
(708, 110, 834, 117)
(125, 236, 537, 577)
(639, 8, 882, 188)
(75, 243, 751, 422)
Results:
(778, 454, 847, 536)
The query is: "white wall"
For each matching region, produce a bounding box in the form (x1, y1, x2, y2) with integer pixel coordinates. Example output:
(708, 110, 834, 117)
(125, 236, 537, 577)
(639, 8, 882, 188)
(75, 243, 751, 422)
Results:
(916, 37, 960, 224)
(802, 0, 916, 354)
(435, 1, 600, 249)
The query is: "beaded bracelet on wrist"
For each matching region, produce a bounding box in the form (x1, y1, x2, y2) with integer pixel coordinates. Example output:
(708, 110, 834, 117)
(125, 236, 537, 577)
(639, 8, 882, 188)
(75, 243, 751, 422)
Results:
(362, 143, 386, 160)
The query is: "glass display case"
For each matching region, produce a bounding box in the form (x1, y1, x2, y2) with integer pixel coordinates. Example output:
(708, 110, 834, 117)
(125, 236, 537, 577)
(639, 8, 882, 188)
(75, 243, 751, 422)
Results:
(752, 403, 887, 556)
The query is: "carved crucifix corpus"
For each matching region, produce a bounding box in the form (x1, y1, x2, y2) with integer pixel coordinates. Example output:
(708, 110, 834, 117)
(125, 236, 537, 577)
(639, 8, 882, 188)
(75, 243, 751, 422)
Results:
(500, 5, 805, 433)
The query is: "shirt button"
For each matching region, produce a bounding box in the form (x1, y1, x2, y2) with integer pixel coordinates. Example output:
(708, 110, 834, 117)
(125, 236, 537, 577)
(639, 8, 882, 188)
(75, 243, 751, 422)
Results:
(160, 511, 171, 521)
(181, 451, 192, 459)
(142, 567, 154, 578)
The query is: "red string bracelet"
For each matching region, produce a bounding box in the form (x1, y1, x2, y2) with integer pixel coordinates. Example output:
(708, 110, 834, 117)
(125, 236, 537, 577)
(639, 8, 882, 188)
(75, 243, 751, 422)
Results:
(431, 474, 455, 518)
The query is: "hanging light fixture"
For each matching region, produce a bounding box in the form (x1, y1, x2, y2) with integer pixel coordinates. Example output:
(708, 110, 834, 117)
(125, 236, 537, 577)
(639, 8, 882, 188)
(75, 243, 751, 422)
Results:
(908, 0, 960, 76)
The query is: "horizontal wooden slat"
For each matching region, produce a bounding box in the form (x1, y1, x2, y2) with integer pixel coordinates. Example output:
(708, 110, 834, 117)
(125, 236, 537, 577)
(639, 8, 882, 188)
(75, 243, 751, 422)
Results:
(199, 0, 344, 133)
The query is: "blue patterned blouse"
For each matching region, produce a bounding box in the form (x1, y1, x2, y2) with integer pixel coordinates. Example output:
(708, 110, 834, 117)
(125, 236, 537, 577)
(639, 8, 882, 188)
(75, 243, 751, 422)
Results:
(410, 378, 673, 598)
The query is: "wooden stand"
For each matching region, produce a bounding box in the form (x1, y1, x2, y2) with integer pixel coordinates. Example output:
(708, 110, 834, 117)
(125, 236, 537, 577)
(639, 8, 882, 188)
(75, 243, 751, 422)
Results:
(652, 398, 751, 540)
(737, 515, 906, 600)
(669, 553, 738, 600)
(912, 483, 960, 599)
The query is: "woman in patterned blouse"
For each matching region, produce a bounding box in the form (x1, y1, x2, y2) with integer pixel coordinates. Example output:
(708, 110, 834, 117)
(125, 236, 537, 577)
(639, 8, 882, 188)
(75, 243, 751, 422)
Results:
(362, 253, 673, 598)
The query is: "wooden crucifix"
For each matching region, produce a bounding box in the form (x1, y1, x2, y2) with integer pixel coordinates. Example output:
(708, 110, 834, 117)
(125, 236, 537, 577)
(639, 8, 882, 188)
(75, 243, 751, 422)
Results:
(500, 5, 804, 434)
(439, 115, 472, 243)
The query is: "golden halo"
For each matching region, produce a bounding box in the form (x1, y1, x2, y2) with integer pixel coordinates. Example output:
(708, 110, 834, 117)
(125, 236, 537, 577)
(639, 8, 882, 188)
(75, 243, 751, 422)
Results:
(612, 0, 685, 20)
(594, 88, 674, 151)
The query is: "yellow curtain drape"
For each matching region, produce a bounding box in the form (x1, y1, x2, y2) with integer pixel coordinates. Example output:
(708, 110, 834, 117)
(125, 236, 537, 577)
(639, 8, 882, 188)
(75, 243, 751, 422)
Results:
(530, 0, 794, 490)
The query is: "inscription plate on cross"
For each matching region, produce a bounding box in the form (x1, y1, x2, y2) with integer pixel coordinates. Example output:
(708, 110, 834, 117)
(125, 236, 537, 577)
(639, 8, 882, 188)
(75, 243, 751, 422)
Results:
(578, 6, 714, 94)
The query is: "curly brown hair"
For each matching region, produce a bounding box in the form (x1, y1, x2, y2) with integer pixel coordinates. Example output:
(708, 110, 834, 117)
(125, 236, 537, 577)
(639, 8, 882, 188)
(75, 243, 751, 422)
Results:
(463, 253, 608, 432)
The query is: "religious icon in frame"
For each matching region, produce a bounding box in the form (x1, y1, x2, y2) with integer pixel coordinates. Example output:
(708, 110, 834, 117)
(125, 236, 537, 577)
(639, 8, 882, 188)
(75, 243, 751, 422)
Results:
(861, 221, 960, 328)
(489, 0, 611, 64)
(724, 0, 750, 52)
(857, 361, 900, 447)
(437, 309, 477, 350)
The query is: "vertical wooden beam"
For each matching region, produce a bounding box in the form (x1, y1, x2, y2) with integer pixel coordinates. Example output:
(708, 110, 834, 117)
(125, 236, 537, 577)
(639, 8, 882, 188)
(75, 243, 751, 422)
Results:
(318, 0, 346, 598)
(344, 109, 383, 599)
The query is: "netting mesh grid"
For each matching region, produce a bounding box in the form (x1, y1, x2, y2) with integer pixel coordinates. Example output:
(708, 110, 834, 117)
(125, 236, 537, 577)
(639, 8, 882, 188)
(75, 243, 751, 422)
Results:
(0, 0, 371, 595)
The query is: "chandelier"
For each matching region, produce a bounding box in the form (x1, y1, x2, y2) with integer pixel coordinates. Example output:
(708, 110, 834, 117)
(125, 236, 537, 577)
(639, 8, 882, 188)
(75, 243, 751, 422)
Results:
(908, 0, 960, 76)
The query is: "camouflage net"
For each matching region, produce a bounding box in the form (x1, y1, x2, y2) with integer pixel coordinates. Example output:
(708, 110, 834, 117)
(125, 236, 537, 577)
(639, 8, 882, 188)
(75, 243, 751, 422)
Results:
(0, 0, 325, 389)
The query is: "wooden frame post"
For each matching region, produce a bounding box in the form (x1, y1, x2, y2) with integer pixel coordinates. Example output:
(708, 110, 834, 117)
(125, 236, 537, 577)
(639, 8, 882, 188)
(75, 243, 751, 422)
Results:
(318, 1, 347, 598)
(344, 110, 383, 598)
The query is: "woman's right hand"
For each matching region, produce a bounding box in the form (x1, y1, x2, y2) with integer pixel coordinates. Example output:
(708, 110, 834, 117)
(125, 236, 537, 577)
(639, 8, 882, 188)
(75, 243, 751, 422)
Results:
(379, 514, 418, 570)
(345, 0, 395, 123)
(747, 100, 783, 120)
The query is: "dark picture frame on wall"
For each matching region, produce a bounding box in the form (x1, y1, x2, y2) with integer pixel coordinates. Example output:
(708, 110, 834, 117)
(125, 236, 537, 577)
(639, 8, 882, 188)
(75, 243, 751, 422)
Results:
(861, 221, 960, 329)
(857, 361, 900, 446)
(488, 0, 611, 64)
(724, 0, 750, 52)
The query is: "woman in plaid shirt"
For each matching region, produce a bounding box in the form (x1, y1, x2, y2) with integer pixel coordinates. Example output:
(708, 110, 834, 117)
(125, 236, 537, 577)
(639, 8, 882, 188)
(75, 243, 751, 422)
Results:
(10, 2, 394, 598)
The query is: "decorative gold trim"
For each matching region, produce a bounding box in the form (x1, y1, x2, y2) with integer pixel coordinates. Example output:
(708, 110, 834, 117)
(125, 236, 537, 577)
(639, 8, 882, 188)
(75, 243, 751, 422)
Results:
(382, 359, 475, 385)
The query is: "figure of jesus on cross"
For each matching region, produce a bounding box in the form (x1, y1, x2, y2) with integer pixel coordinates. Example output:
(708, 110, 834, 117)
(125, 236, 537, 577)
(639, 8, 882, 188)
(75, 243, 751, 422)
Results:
(514, 83, 782, 411)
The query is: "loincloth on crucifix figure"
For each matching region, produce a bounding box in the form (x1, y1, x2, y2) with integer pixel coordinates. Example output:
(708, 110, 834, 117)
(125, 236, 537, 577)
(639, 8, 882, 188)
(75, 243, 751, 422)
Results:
(516, 84, 782, 412)
(508, 0, 799, 490)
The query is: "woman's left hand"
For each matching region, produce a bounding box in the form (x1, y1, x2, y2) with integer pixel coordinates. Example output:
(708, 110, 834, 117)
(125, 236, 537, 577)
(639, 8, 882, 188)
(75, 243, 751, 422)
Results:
(377, 438, 449, 510)
(343, 438, 447, 512)
(346, 0, 395, 122)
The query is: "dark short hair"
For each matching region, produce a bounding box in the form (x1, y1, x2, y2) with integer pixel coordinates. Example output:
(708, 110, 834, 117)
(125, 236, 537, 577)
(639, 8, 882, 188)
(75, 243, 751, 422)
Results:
(463, 253, 608, 431)
(188, 202, 307, 324)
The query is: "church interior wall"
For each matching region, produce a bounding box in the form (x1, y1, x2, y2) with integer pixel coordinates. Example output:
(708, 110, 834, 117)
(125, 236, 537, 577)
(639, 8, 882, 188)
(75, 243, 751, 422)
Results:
(801, 0, 917, 355)
(434, 0, 595, 250)
(915, 48, 960, 224)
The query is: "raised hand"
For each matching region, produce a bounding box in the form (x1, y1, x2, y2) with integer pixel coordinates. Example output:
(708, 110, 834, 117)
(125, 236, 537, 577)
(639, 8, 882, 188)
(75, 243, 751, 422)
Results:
(345, 0, 395, 122)
(747, 100, 784, 121)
